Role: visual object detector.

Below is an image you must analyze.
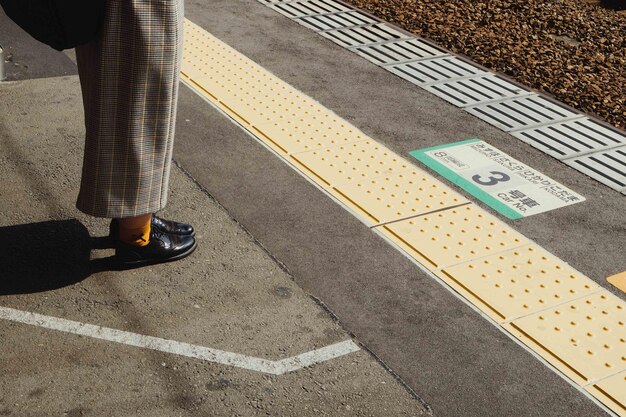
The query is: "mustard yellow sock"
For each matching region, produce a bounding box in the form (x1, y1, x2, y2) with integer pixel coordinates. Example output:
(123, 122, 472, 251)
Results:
(119, 222, 151, 247)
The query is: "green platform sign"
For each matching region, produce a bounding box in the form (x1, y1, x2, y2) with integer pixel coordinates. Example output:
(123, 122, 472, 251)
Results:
(410, 139, 585, 219)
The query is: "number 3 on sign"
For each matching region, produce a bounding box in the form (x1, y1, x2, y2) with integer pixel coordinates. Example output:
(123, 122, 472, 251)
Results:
(472, 171, 511, 186)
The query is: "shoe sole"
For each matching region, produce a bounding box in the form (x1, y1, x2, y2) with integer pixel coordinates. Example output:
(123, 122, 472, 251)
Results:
(116, 240, 198, 268)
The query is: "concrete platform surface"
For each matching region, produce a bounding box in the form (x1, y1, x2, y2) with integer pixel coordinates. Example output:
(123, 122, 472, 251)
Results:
(0, 76, 425, 417)
(1, 1, 624, 417)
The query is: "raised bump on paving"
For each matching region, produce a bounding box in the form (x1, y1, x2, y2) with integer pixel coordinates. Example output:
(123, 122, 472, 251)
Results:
(331, 169, 469, 226)
(259, 0, 626, 199)
(181, 19, 626, 415)
(291, 140, 413, 188)
(586, 371, 626, 417)
(379, 205, 528, 269)
(439, 245, 601, 323)
(251, 114, 367, 155)
(506, 291, 626, 385)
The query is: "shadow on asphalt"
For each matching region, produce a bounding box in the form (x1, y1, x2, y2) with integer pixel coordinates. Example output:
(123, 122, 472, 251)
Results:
(0, 219, 122, 295)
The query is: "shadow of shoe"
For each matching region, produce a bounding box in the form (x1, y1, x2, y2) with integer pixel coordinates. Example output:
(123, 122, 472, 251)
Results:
(0, 219, 121, 295)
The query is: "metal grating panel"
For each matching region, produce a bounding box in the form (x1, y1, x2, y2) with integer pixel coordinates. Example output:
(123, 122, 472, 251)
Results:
(565, 146, 626, 191)
(507, 291, 626, 385)
(380, 205, 528, 269)
(441, 245, 600, 323)
(353, 39, 448, 66)
(586, 371, 626, 417)
(330, 170, 469, 226)
(425, 74, 532, 108)
(389, 56, 487, 86)
(319, 24, 410, 47)
(291, 140, 412, 188)
(513, 118, 626, 160)
(268, 0, 351, 18)
(466, 95, 581, 132)
(297, 11, 378, 31)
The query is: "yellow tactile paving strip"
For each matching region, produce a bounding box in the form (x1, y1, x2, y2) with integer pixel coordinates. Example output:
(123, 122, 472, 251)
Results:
(506, 292, 625, 385)
(441, 245, 601, 323)
(382, 205, 528, 268)
(587, 372, 626, 417)
(609, 271, 626, 294)
(181, 19, 626, 416)
(291, 140, 411, 188)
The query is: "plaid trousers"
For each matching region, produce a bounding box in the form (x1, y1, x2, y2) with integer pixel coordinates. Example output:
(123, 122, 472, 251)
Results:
(75, 0, 184, 218)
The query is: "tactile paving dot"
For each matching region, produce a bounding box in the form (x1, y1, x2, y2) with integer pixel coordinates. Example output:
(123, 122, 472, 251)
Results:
(252, 115, 367, 155)
(291, 140, 413, 188)
(440, 245, 601, 323)
(380, 204, 528, 268)
(506, 291, 626, 385)
(184, 21, 337, 126)
(331, 170, 469, 226)
(586, 371, 626, 417)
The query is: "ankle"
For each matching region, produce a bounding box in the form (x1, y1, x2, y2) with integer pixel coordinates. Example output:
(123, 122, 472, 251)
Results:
(117, 214, 152, 247)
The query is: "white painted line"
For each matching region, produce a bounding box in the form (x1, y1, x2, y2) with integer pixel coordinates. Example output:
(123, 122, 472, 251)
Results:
(0, 306, 360, 375)
(271, 340, 362, 374)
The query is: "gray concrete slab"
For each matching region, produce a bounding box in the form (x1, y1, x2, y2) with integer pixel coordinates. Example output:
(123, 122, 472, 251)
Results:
(0, 10, 77, 81)
(0, 76, 426, 416)
(168, 1, 624, 416)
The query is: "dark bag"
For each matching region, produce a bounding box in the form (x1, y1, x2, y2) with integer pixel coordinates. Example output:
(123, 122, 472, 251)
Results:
(0, 0, 106, 51)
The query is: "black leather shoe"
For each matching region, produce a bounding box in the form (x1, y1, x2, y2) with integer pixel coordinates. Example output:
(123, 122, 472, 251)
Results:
(109, 216, 195, 240)
(115, 229, 197, 267)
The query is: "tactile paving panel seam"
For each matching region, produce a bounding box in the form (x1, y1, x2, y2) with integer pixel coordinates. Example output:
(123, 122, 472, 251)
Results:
(319, 24, 410, 48)
(512, 118, 626, 160)
(565, 146, 626, 192)
(379, 204, 528, 269)
(505, 291, 626, 385)
(439, 245, 601, 323)
(466, 95, 582, 132)
(290, 140, 413, 188)
(353, 39, 448, 66)
(330, 170, 469, 226)
(389, 56, 488, 86)
(586, 371, 626, 417)
(424, 74, 533, 108)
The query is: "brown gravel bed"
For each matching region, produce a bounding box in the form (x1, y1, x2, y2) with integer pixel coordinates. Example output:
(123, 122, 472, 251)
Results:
(341, 0, 626, 130)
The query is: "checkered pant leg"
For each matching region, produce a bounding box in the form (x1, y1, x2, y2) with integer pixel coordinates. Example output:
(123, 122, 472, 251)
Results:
(75, 0, 184, 218)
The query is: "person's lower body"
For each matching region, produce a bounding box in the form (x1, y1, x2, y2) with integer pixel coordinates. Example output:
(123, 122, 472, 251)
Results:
(75, 0, 196, 266)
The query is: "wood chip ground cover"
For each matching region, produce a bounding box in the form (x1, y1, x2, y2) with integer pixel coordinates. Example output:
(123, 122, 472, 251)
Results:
(342, 0, 626, 130)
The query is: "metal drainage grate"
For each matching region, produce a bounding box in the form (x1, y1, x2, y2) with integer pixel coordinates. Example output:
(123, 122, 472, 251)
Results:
(565, 146, 626, 192)
(353, 38, 448, 66)
(466, 95, 582, 132)
(424, 74, 532, 108)
(512, 118, 626, 160)
(297, 11, 378, 31)
(389, 56, 487, 86)
(268, 0, 351, 18)
(319, 23, 410, 48)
